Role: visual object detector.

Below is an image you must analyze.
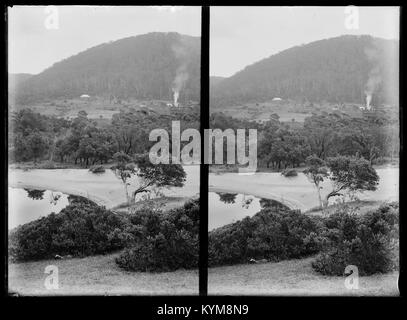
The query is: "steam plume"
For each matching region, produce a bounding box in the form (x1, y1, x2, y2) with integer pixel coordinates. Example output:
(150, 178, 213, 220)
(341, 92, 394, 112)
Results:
(172, 68, 188, 107)
(171, 36, 195, 107)
(364, 45, 382, 110)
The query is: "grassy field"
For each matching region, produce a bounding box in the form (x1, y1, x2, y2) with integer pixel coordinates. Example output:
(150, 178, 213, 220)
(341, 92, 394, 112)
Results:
(11, 253, 397, 296)
(210, 100, 367, 123)
(8, 252, 198, 296)
(11, 96, 196, 121)
(208, 256, 399, 296)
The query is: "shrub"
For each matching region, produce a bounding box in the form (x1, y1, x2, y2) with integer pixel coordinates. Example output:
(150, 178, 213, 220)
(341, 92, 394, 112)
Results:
(281, 169, 298, 177)
(89, 165, 106, 173)
(115, 198, 199, 272)
(259, 198, 291, 211)
(208, 207, 323, 267)
(312, 203, 399, 276)
(8, 199, 127, 262)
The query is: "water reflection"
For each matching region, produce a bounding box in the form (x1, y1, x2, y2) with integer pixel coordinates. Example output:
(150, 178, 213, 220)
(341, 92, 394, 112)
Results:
(9, 188, 70, 229)
(216, 192, 237, 204)
(24, 188, 67, 206)
(216, 192, 290, 211)
(24, 189, 45, 200)
(209, 192, 288, 231)
(49, 192, 62, 205)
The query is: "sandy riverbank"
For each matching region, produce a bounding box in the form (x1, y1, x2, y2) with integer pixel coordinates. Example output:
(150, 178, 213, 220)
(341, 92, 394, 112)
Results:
(8, 166, 398, 212)
(209, 167, 399, 211)
(8, 166, 200, 209)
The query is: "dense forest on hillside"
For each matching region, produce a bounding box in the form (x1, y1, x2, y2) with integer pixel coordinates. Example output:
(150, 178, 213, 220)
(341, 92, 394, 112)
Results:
(11, 33, 200, 104)
(8, 73, 33, 92)
(211, 35, 398, 107)
(210, 76, 226, 89)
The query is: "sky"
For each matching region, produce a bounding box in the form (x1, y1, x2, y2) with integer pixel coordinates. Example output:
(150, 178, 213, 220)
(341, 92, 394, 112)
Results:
(8, 6, 201, 74)
(210, 6, 400, 77)
(8, 6, 400, 76)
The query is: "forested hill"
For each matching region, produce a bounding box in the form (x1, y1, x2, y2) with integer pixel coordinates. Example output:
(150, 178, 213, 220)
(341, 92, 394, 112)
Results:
(210, 76, 226, 87)
(8, 73, 33, 92)
(12, 32, 200, 104)
(211, 35, 398, 107)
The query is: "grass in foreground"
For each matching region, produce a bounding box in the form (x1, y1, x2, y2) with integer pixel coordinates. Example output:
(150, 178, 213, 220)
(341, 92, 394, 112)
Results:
(8, 252, 198, 296)
(208, 256, 399, 296)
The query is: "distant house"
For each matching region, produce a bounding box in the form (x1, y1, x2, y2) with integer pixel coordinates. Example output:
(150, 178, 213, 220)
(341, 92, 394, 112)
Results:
(272, 97, 282, 101)
(80, 94, 90, 98)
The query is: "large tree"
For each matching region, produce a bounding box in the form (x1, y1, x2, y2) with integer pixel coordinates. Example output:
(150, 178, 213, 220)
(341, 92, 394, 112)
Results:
(111, 152, 137, 205)
(303, 114, 343, 159)
(304, 155, 380, 208)
(303, 155, 329, 208)
(325, 156, 379, 204)
(26, 131, 49, 163)
(131, 154, 186, 203)
(111, 152, 186, 206)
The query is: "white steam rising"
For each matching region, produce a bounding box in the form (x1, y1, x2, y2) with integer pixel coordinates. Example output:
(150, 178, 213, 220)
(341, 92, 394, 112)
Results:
(172, 69, 188, 107)
(171, 36, 195, 107)
(364, 46, 382, 110)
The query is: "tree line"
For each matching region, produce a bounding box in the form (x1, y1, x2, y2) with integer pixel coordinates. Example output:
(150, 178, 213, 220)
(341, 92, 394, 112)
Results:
(10, 106, 398, 170)
(256, 110, 398, 170)
(9, 106, 200, 166)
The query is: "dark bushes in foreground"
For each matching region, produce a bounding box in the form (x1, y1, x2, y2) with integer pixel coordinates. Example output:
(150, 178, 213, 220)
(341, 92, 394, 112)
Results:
(9, 199, 127, 262)
(9, 196, 199, 272)
(208, 208, 323, 267)
(9, 191, 398, 276)
(312, 203, 399, 276)
(208, 202, 399, 277)
(115, 198, 199, 272)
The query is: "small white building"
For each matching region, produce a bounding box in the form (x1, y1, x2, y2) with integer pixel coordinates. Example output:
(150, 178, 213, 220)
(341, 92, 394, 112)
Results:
(272, 97, 282, 101)
(80, 94, 90, 99)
